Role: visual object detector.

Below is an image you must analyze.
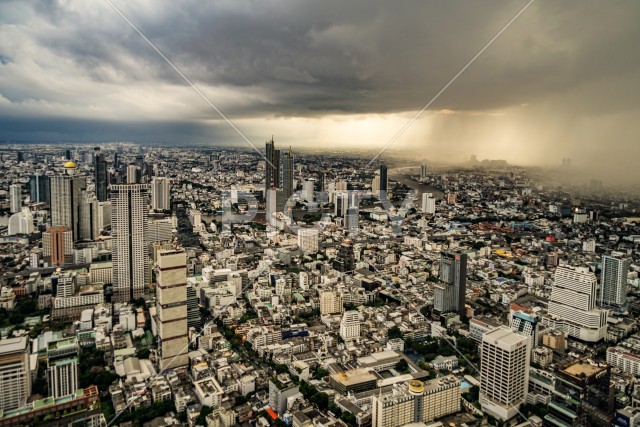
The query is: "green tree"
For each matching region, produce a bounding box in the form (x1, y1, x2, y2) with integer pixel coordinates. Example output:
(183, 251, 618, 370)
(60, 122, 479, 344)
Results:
(395, 359, 409, 373)
(388, 326, 403, 339)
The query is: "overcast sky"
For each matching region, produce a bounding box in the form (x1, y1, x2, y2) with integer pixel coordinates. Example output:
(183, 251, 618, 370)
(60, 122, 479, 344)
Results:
(1, 1, 639, 177)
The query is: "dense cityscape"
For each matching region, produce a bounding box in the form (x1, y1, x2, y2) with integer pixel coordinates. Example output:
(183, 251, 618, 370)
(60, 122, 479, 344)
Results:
(0, 142, 639, 427)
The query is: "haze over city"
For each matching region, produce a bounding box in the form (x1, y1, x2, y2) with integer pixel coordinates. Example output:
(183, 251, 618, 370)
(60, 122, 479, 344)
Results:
(1, 0, 639, 182)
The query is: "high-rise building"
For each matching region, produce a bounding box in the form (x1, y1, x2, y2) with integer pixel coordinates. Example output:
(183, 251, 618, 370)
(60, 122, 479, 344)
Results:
(543, 265, 608, 342)
(186, 283, 201, 330)
(420, 163, 427, 181)
(320, 290, 343, 315)
(269, 377, 299, 415)
(335, 192, 349, 217)
(340, 310, 360, 341)
(600, 254, 630, 307)
(372, 378, 460, 427)
(333, 239, 356, 272)
(9, 184, 22, 214)
(282, 147, 294, 199)
(151, 177, 171, 211)
(78, 190, 99, 241)
(156, 249, 188, 370)
(544, 359, 614, 427)
(510, 303, 540, 349)
(7, 208, 34, 236)
(265, 137, 280, 191)
(94, 147, 108, 202)
(42, 226, 73, 266)
(50, 162, 86, 241)
(47, 337, 79, 399)
(29, 174, 51, 205)
(0, 336, 31, 411)
(379, 164, 388, 194)
(297, 228, 319, 254)
(345, 207, 359, 231)
(266, 188, 277, 226)
(111, 184, 150, 303)
(480, 327, 531, 421)
(436, 252, 467, 316)
(422, 192, 436, 214)
(126, 165, 139, 184)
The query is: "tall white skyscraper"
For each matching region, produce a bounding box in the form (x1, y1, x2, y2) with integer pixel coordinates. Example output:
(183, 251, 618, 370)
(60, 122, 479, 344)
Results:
(421, 192, 435, 214)
(480, 327, 530, 421)
(600, 254, 630, 307)
(340, 310, 360, 341)
(151, 177, 171, 211)
(0, 337, 31, 411)
(297, 228, 319, 254)
(111, 184, 149, 302)
(9, 184, 22, 214)
(543, 265, 608, 342)
(47, 337, 79, 398)
(157, 249, 189, 370)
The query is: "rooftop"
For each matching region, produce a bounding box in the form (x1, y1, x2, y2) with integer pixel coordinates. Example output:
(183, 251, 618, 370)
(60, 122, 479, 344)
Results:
(562, 360, 607, 379)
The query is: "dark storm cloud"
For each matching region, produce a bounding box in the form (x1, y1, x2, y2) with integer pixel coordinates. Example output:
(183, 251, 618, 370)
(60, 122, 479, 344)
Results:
(0, 0, 639, 164)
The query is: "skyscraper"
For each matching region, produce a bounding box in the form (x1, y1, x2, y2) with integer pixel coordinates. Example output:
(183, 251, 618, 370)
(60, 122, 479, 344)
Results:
(422, 192, 435, 214)
(42, 226, 73, 266)
(9, 184, 21, 214)
(111, 184, 150, 302)
(420, 163, 427, 181)
(29, 174, 50, 205)
(0, 336, 31, 411)
(78, 190, 99, 241)
(480, 327, 530, 421)
(157, 249, 189, 370)
(543, 265, 608, 342)
(282, 147, 294, 199)
(379, 164, 388, 194)
(94, 147, 108, 202)
(50, 162, 86, 241)
(265, 137, 280, 191)
(151, 177, 171, 211)
(47, 337, 79, 399)
(436, 252, 467, 316)
(600, 254, 630, 307)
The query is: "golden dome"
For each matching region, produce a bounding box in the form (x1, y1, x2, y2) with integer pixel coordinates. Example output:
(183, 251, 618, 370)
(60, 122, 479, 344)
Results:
(63, 161, 77, 168)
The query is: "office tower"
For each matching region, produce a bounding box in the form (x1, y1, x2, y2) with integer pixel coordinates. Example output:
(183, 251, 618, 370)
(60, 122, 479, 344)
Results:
(97, 201, 111, 233)
(480, 327, 530, 421)
(148, 218, 173, 244)
(436, 252, 467, 316)
(7, 208, 34, 236)
(543, 265, 608, 342)
(600, 254, 630, 307)
(0, 337, 31, 411)
(372, 378, 460, 427)
(29, 174, 50, 205)
(320, 290, 343, 315)
(282, 147, 294, 199)
(94, 147, 108, 202)
(345, 207, 359, 231)
(42, 226, 73, 266)
(78, 190, 99, 241)
(379, 164, 388, 194)
(335, 192, 348, 217)
(9, 184, 21, 214)
(422, 192, 436, 214)
(16, 151, 25, 162)
(340, 310, 360, 341)
(265, 137, 280, 191)
(47, 337, 79, 399)
(157, 249, 189, 370)
(301, 180, 314, 201)
(64, 149, 72, 160)
(545, 359, 614, 427)
(50, 162, 86, 241)
(126, 165, 139, 184)
(510, 303, 540, 349)
(333, 239, 356, 272)
(113, 151, 120, 169)
(151, 177, 171, 211)
(371, 175, 381, 196)
(420, 163, 427, 181)
(297, 228, 319, 254)
(111, 184, 150, 303)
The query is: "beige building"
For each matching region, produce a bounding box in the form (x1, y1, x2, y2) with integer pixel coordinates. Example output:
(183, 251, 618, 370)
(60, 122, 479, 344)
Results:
(156, 249, 188, 370)
(0, 337, 31, 411)
(372, 377, 460, 427)
(320, 290, 343, 315)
